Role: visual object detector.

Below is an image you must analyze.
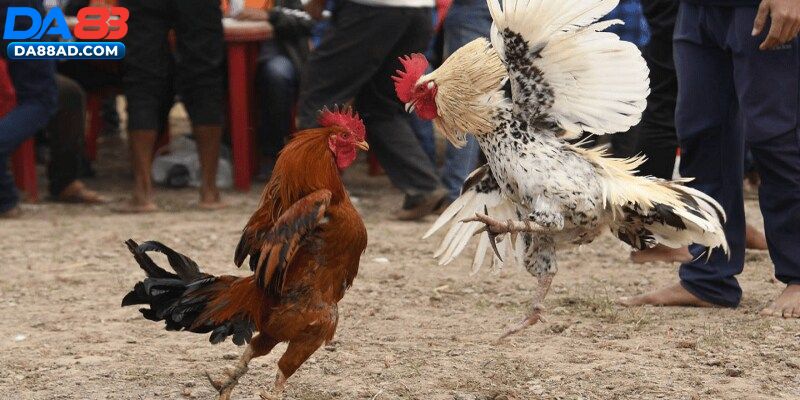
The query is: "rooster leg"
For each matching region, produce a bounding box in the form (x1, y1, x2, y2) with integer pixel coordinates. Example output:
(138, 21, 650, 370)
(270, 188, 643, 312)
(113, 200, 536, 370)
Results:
(259, 336, 325, 400)
(463, 212, 549, 235)
(498, 235, 557, 340)
(499, 273, 555, 340)
(206, 334, 279, 400)
(259, 371, 287, 400)
(206, 345, 254, 400)
(463, 212, 553, 260)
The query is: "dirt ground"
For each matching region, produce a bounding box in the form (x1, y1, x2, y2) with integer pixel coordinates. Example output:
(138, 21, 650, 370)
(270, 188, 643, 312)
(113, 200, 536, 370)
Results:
(2, 113, 800, 400)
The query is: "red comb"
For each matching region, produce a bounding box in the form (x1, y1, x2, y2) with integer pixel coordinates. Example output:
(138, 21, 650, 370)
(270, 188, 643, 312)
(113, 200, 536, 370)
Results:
(318, 106, 366, 141)
(392, 53, 429, 103)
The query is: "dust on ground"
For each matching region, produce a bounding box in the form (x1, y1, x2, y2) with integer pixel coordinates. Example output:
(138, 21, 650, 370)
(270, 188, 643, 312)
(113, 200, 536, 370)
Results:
(1, 115, 799, 400)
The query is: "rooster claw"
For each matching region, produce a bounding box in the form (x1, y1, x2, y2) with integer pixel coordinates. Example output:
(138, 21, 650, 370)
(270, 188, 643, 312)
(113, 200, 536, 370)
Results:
(205, 370, 223, 391)
(206, 369, 236, 400)
(462, 210, 507, 261)
(496, 305, 546, 342)
(487, 231, 503, 262)
(260, 389, 284, 400)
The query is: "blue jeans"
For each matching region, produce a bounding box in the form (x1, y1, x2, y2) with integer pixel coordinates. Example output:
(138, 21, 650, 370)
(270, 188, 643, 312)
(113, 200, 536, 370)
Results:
(257, 41, 298, 159)
(408, 113, 436, 163)
(0, 52, 57, 212)
(674, 3, 800, 307)
(439, 0, 492, 201)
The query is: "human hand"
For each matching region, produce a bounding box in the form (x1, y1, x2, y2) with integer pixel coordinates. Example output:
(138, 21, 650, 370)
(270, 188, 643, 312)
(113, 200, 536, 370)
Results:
(752, 0, 800, 50)
(235, 7, 269, 21)
(305, 0, 326, 20)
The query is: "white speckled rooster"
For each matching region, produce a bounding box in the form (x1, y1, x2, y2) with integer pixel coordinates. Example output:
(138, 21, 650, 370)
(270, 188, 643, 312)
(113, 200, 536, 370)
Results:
(393, 0, 728, 338)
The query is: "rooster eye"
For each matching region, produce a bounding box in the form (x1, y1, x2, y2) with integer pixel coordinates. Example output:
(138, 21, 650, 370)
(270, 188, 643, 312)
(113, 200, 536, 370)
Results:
(426, 81, 434, 89)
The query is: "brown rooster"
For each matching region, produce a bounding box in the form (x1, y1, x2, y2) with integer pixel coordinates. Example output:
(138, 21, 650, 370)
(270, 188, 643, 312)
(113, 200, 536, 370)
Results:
(122, 107, 369, 399)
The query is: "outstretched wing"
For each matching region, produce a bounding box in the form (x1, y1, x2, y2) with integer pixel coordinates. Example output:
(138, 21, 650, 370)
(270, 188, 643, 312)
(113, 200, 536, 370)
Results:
(488, 0, 649, 138)
(424, 165, 524, 274)
(234, 190, 331, 295)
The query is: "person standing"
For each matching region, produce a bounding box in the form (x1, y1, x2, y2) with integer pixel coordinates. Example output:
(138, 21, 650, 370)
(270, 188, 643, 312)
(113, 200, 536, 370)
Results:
(0, 0, 58, 218)
(626, 0, 767, 264)
(621, 0, 800, 318)
(435, 0, 492, 205)
(299, 0, 448, 221)
(119, 0, 226, 212)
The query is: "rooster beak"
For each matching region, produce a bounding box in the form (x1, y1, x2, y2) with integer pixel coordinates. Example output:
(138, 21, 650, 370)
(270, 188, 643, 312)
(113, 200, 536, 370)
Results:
(404, 102, 416, 113)
(356, 140, 370, 151)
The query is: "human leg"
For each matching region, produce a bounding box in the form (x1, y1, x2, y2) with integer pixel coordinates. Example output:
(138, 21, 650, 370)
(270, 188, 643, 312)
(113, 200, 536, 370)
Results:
(174, 0, 225, 207)
(438, 0, 493, 201)
(120, 0, 172, 211)
(353, 7, 446, 217)
(257, 49, 297, 161)
(729, 5, 800, 315)
(624, 4, 744, 308)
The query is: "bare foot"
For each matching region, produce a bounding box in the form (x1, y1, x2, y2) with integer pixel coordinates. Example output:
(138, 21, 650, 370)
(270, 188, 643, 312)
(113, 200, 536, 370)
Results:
(0, 207, 22, 219)
(760, 284, 800, 318)
(745, 223, 768, 250)
(113, 199, 159, 214)
(56, 180, 108, 204)
(618, 282, 717, 307)
(630, 245, 693, 264)
(199, 189, 227, 210)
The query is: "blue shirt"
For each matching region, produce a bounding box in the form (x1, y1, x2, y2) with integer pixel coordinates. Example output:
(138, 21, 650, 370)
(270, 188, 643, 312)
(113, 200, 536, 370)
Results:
(603, 0, 650, 47)
(0, 0, 58, 153)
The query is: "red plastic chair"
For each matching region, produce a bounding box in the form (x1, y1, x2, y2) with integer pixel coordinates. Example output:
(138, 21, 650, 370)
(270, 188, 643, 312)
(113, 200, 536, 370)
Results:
(1, 59, 38, 202)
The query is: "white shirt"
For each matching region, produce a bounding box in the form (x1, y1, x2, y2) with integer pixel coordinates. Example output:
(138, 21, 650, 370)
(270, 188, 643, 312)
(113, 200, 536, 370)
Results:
(347, 0, 435, 7)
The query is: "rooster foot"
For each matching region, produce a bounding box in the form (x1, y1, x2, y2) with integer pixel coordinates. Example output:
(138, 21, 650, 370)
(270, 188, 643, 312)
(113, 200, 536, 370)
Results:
(497, 303, 546, 341)
(259, 388, 285, 400)
(259, 371, 287, 400)
(463, 212, 546, 236)
(462, 211, 546, 261)
(206, 364, 248, 400)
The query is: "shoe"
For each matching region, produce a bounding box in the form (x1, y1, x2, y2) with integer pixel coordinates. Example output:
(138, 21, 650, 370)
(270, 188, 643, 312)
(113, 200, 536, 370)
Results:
(395, 188, 448, 221)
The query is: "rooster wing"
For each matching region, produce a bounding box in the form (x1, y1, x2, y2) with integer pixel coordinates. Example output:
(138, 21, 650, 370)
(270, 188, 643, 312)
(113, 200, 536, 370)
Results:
(235, 189, 332, 295)
(487, 0, 649, 138)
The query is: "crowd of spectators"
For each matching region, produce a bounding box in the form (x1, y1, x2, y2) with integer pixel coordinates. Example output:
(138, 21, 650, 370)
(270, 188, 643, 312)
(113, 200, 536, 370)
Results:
(5, 0, 800, 320)
(2, 0, 800, 315)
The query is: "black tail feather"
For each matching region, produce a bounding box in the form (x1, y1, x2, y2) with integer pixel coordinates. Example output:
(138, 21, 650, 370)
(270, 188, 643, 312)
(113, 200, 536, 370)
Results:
(125, 239, 178, 280)
(122, 239, 255, 345)
(136, 241, 205, 281)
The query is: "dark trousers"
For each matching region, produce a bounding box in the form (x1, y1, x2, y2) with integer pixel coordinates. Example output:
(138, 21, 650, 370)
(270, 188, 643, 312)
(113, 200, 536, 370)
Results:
(297, 1, 442, 196)
(47, 75, 86, 197)
(120, 0, 224, 131)
(257, 41, 297, 159)
(633, 0, 680, 179)
(0, 152, 12, 213)
(675, 3, 800, 307)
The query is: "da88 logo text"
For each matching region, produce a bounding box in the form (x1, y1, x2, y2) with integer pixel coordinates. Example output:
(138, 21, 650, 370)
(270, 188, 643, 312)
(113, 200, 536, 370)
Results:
(3, 6, 128, 41)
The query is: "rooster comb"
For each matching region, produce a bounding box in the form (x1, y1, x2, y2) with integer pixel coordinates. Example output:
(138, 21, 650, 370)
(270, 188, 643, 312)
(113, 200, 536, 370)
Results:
(318, 105, 366, 141)
(392, 53, 429, 103)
